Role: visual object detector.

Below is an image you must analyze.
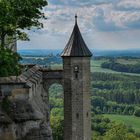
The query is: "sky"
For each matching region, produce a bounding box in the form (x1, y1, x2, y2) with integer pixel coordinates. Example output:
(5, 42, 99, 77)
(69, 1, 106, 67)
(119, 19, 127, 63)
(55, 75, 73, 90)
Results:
(18, 0, 140, 51)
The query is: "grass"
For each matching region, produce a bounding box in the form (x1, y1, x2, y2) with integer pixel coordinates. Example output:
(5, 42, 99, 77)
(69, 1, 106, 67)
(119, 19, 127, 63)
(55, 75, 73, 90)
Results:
(50, 63, 63, 70)
(90, 60, 140, 76)
(104, 114, 140, 132)
(117, 58, 140, 65)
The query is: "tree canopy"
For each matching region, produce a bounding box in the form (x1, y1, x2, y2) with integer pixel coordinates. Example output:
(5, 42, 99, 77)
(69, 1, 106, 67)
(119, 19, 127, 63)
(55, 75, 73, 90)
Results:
(0, 48, 21, 77)
(0, 0, 47, 48)
(0, 0, 47, 77)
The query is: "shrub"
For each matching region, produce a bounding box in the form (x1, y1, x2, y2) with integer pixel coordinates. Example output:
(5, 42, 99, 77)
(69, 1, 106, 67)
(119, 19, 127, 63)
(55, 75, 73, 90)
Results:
(134, 108, 140, 117)
(0, 47, 21, 77)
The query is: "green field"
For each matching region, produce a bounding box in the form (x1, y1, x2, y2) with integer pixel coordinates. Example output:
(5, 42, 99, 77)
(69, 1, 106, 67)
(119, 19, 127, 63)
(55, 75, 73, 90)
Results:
(117, 58, 140, 65)
(50, 63, 63, 70)
(50, 58, 140, 76)
(91, 59, 140, 76)
(104, 114, 140, 132)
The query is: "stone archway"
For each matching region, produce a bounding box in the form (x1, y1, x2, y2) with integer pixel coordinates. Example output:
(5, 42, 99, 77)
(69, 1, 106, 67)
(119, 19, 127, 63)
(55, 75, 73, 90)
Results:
(48, 83, 64, 116)
(41, 69, 63, 120)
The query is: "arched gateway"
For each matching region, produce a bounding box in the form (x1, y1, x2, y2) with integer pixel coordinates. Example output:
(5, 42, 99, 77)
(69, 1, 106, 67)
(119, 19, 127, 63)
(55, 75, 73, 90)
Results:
(42, 16, 92, 140)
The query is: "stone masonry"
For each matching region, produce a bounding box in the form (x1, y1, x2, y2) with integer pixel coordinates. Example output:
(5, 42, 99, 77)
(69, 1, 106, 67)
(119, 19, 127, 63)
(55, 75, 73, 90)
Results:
(0, 66, 53, 140)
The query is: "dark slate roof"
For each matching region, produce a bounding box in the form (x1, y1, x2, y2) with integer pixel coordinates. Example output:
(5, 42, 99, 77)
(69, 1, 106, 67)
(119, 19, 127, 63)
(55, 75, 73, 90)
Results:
(61, 18, 92, 57)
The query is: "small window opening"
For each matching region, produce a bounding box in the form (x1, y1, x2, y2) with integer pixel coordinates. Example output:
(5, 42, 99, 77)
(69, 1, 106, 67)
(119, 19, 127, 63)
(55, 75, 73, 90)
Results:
(76, 113, 79, 119)
(75, 73, 78, 79)
(87, 112, 89, 117)
(74, 66, 79, 79)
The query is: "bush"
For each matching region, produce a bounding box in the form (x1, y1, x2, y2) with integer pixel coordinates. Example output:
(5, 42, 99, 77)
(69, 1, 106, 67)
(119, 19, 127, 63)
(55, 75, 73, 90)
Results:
(50, 116, 64, 140)
(0, 47, 21, 77)
(134, 108, 140, 117)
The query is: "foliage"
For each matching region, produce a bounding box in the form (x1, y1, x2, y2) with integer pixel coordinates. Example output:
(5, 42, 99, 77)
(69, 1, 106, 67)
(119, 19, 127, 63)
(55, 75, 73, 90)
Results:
(0, 0, 47, 76)
(91, 96, 106, 111)
(101, 61, 140, 74)
(0, 0, 47, 47)
(50, 116, 64, 140)
(91, 114, 140, 140)
(91, 114, 111, 135)
(103, 124, 139, 140)
(134, 108, 140, 117)
(91, 96, 138, 115)
(49, 84, 64, 140)
(104, 114, 140, 133)
(92, 72, 140, 105)
(0, 47, 21, 77)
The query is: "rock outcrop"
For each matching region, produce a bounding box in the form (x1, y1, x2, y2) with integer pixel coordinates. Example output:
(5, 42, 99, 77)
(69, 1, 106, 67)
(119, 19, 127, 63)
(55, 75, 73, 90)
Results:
(0, 66, 53, 140)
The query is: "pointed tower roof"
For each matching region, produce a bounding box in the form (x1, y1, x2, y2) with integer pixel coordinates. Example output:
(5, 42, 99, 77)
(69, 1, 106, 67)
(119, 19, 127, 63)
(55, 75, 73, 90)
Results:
(61, 15, 92, 57)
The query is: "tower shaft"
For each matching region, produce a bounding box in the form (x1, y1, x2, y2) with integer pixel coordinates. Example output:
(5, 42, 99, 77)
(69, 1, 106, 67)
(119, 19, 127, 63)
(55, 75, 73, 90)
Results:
(63, 57, 91, 140)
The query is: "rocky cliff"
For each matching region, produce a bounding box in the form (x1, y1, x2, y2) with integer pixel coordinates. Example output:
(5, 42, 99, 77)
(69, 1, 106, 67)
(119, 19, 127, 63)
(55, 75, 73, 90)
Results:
(0, 66, 53, 140)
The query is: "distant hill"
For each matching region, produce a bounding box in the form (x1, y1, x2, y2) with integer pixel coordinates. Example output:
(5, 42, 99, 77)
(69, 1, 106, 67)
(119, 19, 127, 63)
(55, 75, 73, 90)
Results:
(18, 49, 140, 57)
(18, 49, 61, 56)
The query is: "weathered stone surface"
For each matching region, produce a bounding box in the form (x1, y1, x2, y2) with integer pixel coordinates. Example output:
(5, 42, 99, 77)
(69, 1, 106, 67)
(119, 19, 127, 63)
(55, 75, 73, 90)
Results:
(0, 66, 53, 140)
(63, 57, 91, 140)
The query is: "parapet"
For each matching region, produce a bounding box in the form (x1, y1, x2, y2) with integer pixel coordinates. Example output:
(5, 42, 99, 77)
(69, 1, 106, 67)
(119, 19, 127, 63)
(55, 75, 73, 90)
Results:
(0, 66, 42, 98)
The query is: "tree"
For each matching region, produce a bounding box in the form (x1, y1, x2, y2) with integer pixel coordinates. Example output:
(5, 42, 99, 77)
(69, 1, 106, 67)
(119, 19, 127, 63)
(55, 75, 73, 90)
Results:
(0, 47, 21, 77)
(104, 124, 139, 140)
(134, 108, 140, 117)
(91, 96, 106, 110)
(0, 0, 47, 77)
(0, 0, 47, 48)
(50, 116, 64, 140)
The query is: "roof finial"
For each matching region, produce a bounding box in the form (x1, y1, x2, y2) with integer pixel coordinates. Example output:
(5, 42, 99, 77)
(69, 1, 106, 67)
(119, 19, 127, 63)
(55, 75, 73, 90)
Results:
(75, 14, 78, 24)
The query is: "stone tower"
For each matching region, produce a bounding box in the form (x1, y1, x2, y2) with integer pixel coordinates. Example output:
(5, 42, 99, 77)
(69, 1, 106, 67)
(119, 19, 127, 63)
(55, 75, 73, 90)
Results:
(61, 15, 92, 140)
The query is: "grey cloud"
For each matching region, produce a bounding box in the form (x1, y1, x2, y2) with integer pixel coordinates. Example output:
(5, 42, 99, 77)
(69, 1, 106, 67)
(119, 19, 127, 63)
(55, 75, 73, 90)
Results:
(43, 0, 140, 34)
(114, 0, 140, 11)
(93, 9, 122, 31)
(125, 19, 140, 29)
(48, 0, 114, 6)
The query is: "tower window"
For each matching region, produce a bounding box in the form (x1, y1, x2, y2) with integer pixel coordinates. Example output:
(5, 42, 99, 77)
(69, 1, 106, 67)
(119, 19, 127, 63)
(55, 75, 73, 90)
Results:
(74, 66, 79, 72)
(0, 91, 2, 97)
(75, 73, 78, 79)
(76, 113, 79, 119)
(74, 65, 79, 79)
(87, 112, 89, 117)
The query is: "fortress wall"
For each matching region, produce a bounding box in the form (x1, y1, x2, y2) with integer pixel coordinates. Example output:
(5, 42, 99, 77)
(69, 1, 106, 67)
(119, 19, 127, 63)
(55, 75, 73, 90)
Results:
(0, 66, 53, 140)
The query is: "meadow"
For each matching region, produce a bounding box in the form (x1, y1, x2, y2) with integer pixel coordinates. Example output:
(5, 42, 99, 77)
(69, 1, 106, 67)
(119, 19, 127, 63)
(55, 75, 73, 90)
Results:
(90, 58, 140, 76)
(104, 114, 140, 132)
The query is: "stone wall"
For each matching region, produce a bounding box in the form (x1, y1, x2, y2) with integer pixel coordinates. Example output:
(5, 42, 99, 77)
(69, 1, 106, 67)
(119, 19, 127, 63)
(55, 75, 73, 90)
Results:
(0, 66, 53, 140)
(63, 57, 91, 140)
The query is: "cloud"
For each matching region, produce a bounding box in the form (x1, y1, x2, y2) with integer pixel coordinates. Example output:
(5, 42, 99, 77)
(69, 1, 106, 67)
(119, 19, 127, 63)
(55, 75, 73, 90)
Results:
(48, 0, 113, 6)
(42, 0, 140, 34)
(116, 0, 140, 11)
(18, 0, 140, 50)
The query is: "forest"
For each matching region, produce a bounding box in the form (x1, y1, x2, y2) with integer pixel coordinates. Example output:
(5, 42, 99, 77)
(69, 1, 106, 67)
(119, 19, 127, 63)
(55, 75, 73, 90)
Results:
(101, 58, 140, 74)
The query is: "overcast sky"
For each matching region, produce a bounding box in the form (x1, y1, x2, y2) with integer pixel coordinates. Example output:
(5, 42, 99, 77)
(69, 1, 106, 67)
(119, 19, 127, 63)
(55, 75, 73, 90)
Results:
(18, 0, 140, 50)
